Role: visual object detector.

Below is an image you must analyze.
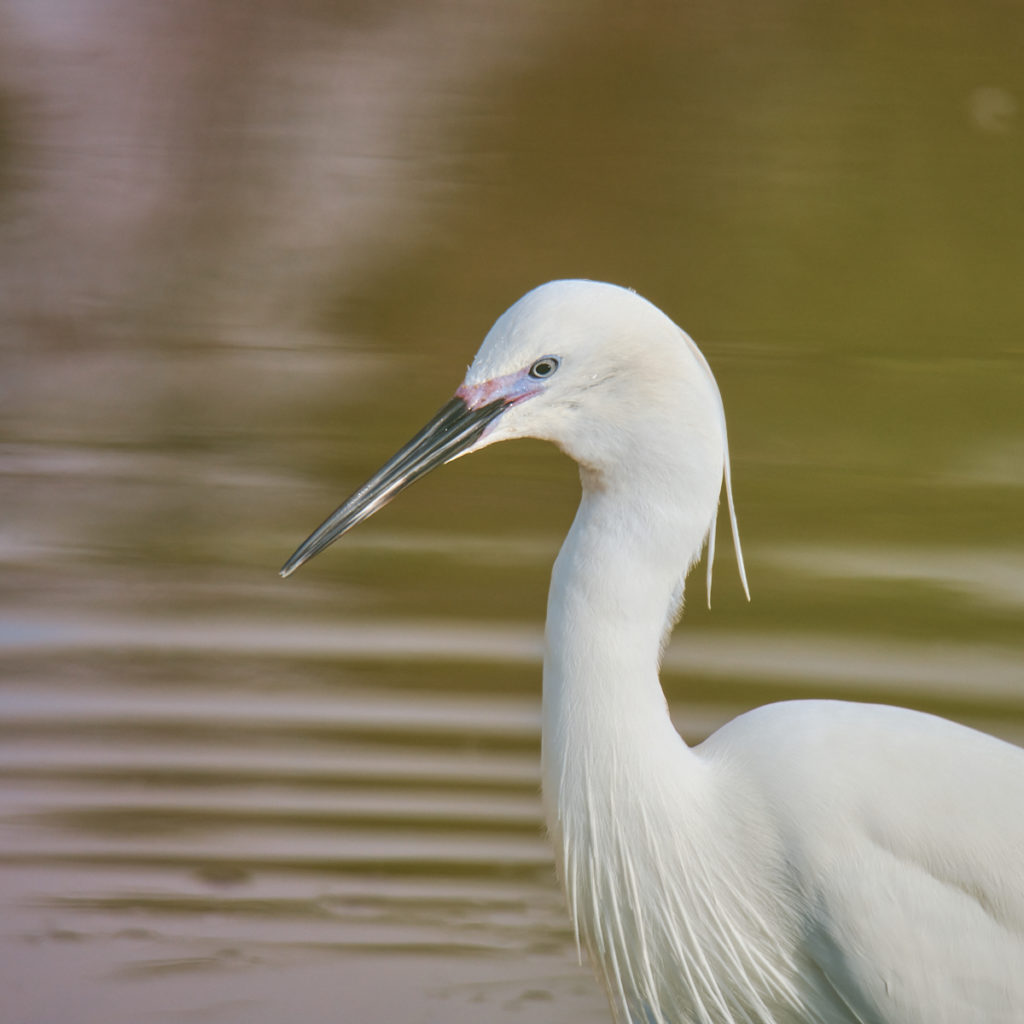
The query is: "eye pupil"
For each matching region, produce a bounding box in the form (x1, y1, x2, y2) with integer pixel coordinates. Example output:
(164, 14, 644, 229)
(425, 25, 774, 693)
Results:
(530, 356, 560, 379)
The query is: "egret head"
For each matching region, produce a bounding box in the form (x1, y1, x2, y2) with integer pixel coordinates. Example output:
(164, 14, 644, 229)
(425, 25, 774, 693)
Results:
(280, 279, 748, 600)
(458, 281, 726, 478)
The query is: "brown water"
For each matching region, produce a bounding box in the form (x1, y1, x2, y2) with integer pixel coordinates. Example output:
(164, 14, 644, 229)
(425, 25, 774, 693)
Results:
(1, 2, 1023, 1022)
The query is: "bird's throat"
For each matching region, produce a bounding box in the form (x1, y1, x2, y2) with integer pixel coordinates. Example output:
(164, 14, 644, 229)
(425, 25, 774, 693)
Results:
(540, 485, 707, 826)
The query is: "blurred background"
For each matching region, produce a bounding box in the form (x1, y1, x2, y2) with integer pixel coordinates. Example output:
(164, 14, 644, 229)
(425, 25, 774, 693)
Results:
(1, 1, 1022, 1021)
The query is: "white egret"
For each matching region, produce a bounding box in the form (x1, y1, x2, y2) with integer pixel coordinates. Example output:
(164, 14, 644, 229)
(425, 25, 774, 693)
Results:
(281, 280, 1024, 1024)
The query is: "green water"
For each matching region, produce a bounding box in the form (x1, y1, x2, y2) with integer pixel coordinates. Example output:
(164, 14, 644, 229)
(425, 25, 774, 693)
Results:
(1, 2, 1022, 1021)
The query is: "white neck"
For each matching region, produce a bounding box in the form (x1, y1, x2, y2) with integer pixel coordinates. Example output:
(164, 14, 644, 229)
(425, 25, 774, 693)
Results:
(540, 468, 714, 829)
(538, 467, 721, 1021)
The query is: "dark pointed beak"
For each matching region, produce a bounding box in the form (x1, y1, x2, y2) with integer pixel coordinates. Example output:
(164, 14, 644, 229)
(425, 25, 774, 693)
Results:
(280, 395, 507, 577)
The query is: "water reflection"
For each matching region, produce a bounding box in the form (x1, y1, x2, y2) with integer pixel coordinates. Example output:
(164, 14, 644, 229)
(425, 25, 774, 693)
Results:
(1, 0, 1022, 1021)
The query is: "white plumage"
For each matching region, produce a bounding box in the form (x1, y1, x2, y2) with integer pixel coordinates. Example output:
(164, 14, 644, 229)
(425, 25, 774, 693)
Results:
(282, 280, 1024, 1024)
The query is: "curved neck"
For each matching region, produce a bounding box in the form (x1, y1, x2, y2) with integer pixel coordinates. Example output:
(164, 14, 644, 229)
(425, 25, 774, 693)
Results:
(540, 472, 712, 814)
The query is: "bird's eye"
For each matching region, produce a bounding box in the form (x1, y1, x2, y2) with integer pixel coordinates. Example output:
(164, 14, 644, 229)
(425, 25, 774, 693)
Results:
(529, 356, 560, 379)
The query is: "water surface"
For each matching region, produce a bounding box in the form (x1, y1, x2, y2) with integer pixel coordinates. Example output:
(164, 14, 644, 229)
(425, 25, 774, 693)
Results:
(1, 2, 1022, 1021)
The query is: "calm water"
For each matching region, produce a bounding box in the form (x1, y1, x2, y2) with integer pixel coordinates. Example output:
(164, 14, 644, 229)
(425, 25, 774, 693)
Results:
(2, 2, 1023, 1022)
